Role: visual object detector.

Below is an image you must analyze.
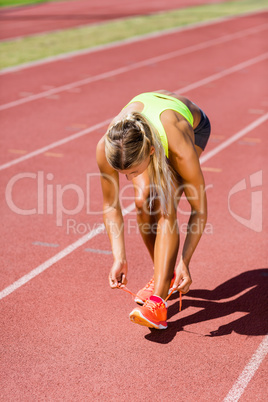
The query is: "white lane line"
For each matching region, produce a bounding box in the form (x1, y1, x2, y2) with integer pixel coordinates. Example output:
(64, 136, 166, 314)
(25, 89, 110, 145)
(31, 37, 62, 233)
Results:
(32, 241, 59, 248)
(175, 52, 268, 95)
(1, 113, 267, 400)
(0, 202, 135, 300)
(0, 113, 267, 300)
(0, 23, 267, 112)
(0, 224, 105, 300)
(1, 9, 266, 75)
(0, 118, 111, 171)
(224, 335, 268, 402)
(200, 113, 268, 165)
(84, 248, 112, 255)
(0, 51, 267, 172)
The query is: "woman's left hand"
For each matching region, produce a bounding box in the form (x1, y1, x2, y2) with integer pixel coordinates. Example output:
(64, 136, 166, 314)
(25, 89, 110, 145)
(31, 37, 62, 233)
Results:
(172, 258, 192, 294)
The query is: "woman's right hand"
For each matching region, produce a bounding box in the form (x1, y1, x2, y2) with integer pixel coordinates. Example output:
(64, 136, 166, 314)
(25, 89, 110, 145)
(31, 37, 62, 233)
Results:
(108, 260, 128, 288)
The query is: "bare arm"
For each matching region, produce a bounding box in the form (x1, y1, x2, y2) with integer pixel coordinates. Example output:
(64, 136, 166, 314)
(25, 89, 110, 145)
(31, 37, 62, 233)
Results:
(96, 138, 127, 287)
(168, 120, 207, 292)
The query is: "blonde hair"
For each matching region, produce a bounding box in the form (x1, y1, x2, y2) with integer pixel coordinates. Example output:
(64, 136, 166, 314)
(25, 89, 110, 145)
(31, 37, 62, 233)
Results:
(105, 112, 175, 213)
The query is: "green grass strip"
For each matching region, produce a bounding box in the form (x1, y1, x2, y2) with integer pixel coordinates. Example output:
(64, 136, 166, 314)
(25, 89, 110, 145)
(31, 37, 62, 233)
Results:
(0, 0, 267, 70)
(0, 0, 58, 6)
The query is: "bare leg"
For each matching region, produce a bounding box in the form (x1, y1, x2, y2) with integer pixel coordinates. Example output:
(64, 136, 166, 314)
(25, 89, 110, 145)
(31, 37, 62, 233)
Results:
(133, 144, 203, 299)
(133, 170, 183, 299)
(153, 208, 180, 298)
(132, 174, 157, 262)
(136, 206, 157, 262)
(154, 145, 205, 298)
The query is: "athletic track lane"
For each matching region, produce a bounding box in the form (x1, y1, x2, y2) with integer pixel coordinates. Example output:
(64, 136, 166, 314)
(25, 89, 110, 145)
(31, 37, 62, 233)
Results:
(0, 11, 267, 401)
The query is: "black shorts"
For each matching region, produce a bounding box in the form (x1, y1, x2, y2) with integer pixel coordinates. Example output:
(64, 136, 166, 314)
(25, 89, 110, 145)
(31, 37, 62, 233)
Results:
(194, 109, 211, 150)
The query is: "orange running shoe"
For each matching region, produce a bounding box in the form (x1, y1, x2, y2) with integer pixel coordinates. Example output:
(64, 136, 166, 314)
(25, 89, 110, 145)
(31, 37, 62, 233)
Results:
(134, 277, 155, 305)
(129, 296, 167, 329)
(134, 274, 177, 305)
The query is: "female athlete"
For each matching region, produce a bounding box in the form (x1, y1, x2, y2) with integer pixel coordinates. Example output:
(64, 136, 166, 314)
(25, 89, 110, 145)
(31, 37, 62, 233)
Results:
(96, 90, 211, 329)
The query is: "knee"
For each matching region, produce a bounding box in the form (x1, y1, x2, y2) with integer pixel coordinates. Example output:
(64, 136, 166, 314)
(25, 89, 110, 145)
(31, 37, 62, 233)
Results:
(134, 185, 151, 212)
(133, 180, 151, 213)
(135, 194, 148, 212)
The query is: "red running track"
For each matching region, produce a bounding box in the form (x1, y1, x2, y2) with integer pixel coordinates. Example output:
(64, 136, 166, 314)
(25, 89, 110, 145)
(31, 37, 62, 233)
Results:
(0, 0, 229, 40)
(0, 11, 267, 401)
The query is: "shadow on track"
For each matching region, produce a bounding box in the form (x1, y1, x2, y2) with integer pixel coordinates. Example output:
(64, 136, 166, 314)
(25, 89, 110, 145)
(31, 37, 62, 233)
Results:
(145, 268, 268, 344)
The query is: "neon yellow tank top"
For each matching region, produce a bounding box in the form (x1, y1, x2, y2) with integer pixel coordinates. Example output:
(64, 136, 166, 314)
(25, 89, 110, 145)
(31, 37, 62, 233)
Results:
(124, 92, 193, 158)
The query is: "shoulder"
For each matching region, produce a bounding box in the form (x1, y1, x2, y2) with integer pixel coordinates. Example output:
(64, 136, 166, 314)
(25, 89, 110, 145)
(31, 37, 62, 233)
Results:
(162, 115, 195, 159)
(167, 127, 203, 184)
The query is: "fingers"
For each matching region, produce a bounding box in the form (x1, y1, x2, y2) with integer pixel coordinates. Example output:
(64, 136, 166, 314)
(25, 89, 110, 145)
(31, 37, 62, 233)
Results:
(173, 277, 192, 294)
(177, 278, 192, 294)
(109, 273, 127, 289)
(109, 278, 118, 288)
(120, 274, 127, 287)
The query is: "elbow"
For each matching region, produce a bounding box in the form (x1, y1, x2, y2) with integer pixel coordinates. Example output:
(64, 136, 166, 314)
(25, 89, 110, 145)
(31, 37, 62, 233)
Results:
(197, 195, 208, 223)
(191, 204, 207, 219)
(191, 207, 207, 231)
(200, 211, 207, 231)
